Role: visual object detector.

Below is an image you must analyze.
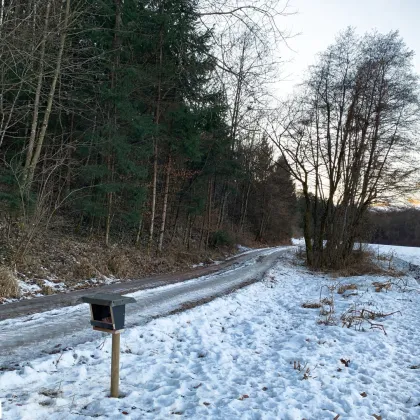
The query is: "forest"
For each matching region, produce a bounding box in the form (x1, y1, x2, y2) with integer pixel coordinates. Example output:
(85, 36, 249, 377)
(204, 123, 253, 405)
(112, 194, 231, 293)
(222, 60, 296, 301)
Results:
(0, 0, 419, 284)
(0, 0, 297, 281)
(368, 207, 420, 247)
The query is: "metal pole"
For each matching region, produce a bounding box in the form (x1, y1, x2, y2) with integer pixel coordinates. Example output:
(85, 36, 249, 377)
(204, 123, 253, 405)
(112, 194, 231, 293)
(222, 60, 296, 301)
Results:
(110, 332, 120, 397)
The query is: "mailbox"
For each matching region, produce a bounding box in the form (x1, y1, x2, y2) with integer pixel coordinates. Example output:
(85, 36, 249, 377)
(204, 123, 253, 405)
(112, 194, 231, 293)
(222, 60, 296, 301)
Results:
(81, 293, 136, 333)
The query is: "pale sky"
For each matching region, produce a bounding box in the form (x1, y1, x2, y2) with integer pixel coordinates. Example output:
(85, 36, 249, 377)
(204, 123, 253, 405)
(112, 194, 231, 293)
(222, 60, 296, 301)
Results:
(278, 0, 420, 96)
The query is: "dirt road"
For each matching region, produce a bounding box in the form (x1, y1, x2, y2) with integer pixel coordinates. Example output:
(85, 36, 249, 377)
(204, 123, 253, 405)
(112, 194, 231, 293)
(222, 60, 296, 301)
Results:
(0, 247, 292, 367)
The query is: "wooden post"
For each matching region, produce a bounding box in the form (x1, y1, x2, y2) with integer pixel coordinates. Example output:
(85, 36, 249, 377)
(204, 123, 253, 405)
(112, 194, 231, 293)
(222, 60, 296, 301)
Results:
(110, 332, 121, 398)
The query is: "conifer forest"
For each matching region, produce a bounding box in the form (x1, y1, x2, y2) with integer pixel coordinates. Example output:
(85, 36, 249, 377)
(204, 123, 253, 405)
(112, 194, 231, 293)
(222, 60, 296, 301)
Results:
(0, 0, 296, 275)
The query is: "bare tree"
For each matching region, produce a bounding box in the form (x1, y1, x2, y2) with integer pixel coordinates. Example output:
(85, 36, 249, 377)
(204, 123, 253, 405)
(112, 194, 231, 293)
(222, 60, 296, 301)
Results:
(267, 29, 420, 268)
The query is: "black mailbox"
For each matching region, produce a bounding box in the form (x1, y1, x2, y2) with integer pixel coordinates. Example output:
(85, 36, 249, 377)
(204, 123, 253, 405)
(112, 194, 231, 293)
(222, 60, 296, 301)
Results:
(81, 293, 136, 333)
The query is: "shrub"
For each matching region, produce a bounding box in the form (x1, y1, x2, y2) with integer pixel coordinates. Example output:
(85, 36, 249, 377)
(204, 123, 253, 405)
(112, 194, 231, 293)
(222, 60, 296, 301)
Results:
(40, 285, 55, 295)
(0, 266, 20, 298)
(107, 253, 130, 278)
(208, 230, 233, 249)
(73, 257, 98, 280)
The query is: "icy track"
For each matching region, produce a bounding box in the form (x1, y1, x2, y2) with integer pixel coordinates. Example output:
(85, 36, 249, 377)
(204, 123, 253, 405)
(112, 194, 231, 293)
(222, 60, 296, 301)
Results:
(0, 247, 287, 367)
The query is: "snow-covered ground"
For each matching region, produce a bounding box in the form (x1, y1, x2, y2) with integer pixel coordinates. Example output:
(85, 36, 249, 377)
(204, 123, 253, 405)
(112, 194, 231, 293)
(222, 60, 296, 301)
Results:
(367, 243, 420, 266)
(292, 238, 420, 266)
(0, 247, 285, 365)
(1, 248, 420, 419)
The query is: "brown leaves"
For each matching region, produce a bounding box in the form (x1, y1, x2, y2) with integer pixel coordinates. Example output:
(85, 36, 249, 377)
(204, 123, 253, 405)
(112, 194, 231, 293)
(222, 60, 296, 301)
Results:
(340, 358, 351, 367)
(238, 394, 249, 400)
(372, 415, 382, 420)
(302, 301, 322, 309)
(372, 281, 392, 293)
(360, 392, 367, 398)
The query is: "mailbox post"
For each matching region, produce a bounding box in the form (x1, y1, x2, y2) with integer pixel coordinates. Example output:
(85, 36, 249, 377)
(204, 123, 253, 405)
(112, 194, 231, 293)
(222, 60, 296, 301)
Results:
(81, 293, 136, 398)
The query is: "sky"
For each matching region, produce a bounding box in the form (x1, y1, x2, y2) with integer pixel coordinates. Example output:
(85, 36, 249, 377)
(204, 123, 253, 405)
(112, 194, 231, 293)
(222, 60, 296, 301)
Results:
(278, 0, 420, 96)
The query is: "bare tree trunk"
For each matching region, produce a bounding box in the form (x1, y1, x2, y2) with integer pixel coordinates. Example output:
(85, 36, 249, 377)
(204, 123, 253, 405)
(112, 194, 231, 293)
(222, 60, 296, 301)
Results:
(170, 194, 183, 245)
(24, 0, 52, 186)
(135, 216, 143, 247)
(302, 182, 313, 266)
(105, 157, 114, 247)
(105, 0, 122, 246)
(158, 155, 171, 252)
(148, 25, 164, 251)
(199, 213, 205, 250)
(239, 181, 251, 233)
(256, 214, 266, 242)
(217, 185, 227, 230)
(26, 0, 71, 188)
(0, 0, 4, 26)
(64, 112, 75, 199)
(187, 215, 195, 250)
(148, 140, 158, 249)
(183, 213, 190, 246)
(205, 178, 213, 248)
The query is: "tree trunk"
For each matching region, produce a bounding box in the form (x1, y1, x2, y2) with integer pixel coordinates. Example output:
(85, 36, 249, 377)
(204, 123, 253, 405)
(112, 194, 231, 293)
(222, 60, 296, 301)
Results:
(26, 0, 71, 188)
(148, 140, 158, 250)
(239, 181, 251, 233)
(217, 184, 228, 230)
(23, 0, 51, 187)
(105, 0, 122, 246)
(105, 154, 114, 247)
(158, 155, 171, 252)
(183, 213, 190, 246)
(205, 178, 213, 248)
(302, 182, 313, 266)
(148, 24, 164, 251)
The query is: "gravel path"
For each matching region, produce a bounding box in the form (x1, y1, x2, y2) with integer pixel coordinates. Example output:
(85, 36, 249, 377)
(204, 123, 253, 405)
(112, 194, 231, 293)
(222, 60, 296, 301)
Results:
(0, 247, 291, 367)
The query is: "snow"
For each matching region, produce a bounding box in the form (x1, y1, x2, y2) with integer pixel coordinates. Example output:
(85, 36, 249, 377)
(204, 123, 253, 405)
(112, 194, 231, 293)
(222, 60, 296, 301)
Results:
(368, 243, 420, 266)
(236, 244, 253, 253)
(291, 239, 420, 267)
(1, 247, 420, 419)
(0, 247, 286, 366)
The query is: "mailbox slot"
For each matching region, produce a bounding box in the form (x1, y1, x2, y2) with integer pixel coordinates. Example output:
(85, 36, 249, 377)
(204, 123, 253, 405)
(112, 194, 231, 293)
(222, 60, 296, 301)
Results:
(82, 293, 136, 334)
(91, 304, 114, 330)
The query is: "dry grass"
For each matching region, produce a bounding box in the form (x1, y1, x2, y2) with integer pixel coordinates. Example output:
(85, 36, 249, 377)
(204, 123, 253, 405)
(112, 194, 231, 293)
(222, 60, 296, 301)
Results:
(329, 250, 386, 278)
(107, 253, 131, 278)
(73, 257, 105, 280)
(337, 283, 358, 294)
(317, 285, 337, 325)
(0, 266, 20, 298)
(0, 220, 241, 291)
(341, 306, 401, 335)
(372, 281, 392, 292)
(320, 297, 333, 306)
(40, 285, 54, 295)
